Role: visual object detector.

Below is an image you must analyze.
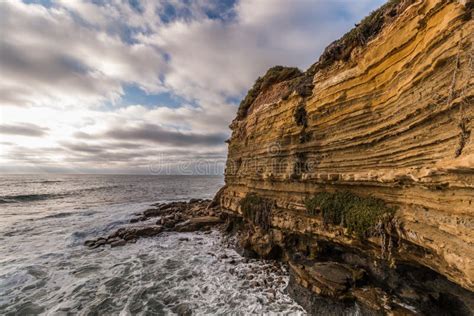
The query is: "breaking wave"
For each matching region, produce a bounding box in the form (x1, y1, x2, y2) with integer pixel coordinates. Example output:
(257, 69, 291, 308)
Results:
(0, 193, 65, 204)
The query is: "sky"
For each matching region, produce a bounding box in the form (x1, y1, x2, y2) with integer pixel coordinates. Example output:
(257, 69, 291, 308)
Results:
(0, 0, 385, 174)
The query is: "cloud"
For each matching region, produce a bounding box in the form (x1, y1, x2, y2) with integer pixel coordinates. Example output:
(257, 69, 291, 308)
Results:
(61, 142, 106, 154)
(0, 123, 49, 137)
(143, 0, 385, 104)
(0, 0, 167, 108)
(104, 123, 227, 147)
(0, 0, 385, 173)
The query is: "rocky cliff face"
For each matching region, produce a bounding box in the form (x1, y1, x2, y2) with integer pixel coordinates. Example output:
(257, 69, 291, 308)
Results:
(220, 0, 473, 314)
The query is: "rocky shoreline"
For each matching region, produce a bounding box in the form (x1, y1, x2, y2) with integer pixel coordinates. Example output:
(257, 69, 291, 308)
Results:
(84, 199, 224, 249)
(84, 199, 304, 315)
(85, 198, 474, 315)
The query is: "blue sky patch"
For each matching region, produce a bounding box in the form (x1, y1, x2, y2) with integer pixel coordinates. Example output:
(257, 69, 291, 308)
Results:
(22, 0, 53, 7)
(225, 95, 243, 106)
(119, 85, 186, 109)
(157, 0, 237, 24)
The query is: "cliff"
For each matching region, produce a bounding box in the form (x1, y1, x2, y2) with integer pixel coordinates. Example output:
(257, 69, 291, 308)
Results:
(220, 0, 474, 314)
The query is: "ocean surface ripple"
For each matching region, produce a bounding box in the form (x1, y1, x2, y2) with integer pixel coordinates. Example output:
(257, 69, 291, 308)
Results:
(0, 174, 304, 315)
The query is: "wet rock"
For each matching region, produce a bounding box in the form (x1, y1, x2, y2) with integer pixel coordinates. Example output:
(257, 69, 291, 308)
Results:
(123, 232, 137, 241)
(143, 208, 168, 218)
(352, 287, 419, 315)
(175, 216, 222, 232)
(108, 228, 126, 239)
(84, 237, 107, 248)
(92, 239, 106, 248)
(352, 287, 387, 313)
(134, 225, 163, 237)
(172, 302, 192, 316)
(289, 261, 364, 298)
(129, 217, 140, 223)
(84, 239, 96, 247)
(85, 198, 219, 249)
(306, 262, 363, 294)
(287, 271, 355, 316)
(110, 239, 126, 248)
(163, 220, 177, 229)
(268, 288, 276, 297)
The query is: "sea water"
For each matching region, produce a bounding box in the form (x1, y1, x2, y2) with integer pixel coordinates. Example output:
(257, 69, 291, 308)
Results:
(0, 174, 304, 315)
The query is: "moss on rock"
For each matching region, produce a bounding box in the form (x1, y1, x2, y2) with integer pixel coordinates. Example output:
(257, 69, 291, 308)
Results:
(240, 193, 274, 231)
(305, 191, 395, 238)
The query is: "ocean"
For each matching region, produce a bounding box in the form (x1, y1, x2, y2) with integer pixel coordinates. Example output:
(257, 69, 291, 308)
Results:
(0, 174, 303, 315)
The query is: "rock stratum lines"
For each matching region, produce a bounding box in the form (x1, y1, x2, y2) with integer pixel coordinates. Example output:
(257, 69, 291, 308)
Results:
(221, 0, 474, 298)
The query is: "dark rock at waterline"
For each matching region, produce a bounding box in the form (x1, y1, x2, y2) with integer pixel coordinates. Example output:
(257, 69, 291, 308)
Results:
(85, 198, 223, 248)
(175, 216, 223, 232)
(110, 239, 126, 248)
(143, 208, 170, 218)
(84, 225, 164, 248)
(287, 271, 355, 316)
(86, 238, 106, 249)
(172, 302, 192, 316)
(163, 220, 177, 228)
(84, 239, 96, 247)
(306, 262, 364, 294)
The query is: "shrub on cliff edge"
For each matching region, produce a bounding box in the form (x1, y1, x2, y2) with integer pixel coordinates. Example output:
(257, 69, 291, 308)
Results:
(318, 0, 411, 69)
(237, 66, 302, 120)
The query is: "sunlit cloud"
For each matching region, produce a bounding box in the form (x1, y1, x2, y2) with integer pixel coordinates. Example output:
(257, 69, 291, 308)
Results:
(0, 0, 385, 173)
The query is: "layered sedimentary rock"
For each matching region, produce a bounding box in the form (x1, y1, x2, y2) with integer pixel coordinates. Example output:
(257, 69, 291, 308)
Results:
(220, 0, 473, 313)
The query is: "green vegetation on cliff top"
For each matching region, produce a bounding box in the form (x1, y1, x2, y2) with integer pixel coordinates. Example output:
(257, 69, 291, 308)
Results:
(236, 66, 302, 119)
(236, 0, 412, 121)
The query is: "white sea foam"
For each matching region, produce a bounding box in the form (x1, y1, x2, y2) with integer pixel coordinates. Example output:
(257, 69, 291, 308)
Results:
(0, 175, 304, 315)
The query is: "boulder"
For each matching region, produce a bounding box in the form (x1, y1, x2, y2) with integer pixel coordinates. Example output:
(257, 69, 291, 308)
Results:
(306, 262, 363, 294)
(175, 216, 223, 232)
(92, 238, 106, 248)
(134, 225, 163, 237)
(172, 303, 192, 316)
(84, 239, 96, 247)
(110, 239, 126, 248)
(289, 261, 364, 298)
(143, 208, 168, 217)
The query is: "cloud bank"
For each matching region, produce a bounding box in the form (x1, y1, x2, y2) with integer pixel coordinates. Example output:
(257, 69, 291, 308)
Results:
(0, 0, 385, 174)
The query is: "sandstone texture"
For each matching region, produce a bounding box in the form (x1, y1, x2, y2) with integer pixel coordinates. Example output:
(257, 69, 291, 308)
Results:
(220, 0, 473, 313)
